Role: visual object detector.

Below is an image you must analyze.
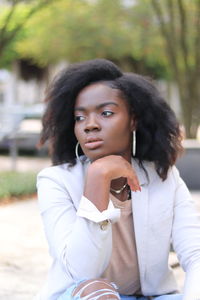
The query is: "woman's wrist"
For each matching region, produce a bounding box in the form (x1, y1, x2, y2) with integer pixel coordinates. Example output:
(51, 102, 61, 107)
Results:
(88, 160, 111, 181)
(84, 164, 111, 212)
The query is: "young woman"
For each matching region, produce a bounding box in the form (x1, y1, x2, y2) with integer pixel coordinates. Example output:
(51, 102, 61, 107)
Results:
(36, 59, 200, 300)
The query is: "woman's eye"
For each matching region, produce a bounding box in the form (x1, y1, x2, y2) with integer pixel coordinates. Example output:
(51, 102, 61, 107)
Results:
(75, 115, 85, 121)
(102, 111, 113, 117)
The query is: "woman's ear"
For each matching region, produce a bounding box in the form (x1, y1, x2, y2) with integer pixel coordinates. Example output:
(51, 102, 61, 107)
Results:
(130, 116, 137, 131)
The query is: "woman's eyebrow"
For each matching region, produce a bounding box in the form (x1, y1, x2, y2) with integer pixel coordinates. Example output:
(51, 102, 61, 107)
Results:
(74, 102, 119, 111)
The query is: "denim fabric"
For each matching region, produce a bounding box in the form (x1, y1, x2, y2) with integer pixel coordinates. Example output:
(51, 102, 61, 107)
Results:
(120, 295, 182, 300)
(57, 281, 182, 300)
(121, 296, 182, 300)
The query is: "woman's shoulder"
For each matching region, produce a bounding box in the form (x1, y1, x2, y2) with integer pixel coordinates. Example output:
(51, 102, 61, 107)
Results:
(37, 157, 90, 183)
(37, 163, 69, 178)
(133, 159, 180, 186)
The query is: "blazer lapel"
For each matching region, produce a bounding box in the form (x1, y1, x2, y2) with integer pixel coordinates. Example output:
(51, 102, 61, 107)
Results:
(131, 159, 149, 284)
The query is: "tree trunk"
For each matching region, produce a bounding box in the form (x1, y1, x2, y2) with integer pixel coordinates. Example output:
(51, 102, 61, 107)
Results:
(177, 76, 200, 138)
(150, 0, 200, 139)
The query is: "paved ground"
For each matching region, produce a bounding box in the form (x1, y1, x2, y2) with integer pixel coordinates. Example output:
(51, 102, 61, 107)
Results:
(0, 198, 51, 300)
(0, 155, 51, 300)
(0, 155, 200, 299)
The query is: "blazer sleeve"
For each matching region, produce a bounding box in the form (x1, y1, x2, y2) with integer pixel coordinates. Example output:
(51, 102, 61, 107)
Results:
(171, 167, 200, 300)
(37, 167, 113, 281)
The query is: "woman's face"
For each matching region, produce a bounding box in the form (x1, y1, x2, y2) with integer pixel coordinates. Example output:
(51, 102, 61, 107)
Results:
(74, 83, 135, 162)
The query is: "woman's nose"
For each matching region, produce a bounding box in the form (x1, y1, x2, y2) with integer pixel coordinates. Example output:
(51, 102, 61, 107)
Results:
(84, 114, 100, 132)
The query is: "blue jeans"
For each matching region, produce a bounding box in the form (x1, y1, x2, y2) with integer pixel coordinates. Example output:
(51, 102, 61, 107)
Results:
(57, 281, 182, 300)
(120, 296, 182, 300)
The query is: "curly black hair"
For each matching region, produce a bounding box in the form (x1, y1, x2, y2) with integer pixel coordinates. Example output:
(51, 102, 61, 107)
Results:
(40, 58, 183, 180)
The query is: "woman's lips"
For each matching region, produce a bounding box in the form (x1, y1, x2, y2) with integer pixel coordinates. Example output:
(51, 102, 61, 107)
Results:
(84, 140, 103, 150)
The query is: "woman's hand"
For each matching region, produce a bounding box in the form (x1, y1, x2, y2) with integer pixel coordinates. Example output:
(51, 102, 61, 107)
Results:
(91, 155, 140, 191)
(84, 155, 140, 211)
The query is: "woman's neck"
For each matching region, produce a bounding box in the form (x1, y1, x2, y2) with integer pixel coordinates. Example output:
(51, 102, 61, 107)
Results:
(110, 177, 130, 202)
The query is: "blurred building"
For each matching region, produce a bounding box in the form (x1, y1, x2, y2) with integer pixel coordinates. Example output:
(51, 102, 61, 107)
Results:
(0, 60, 68, 107)
(0, 60, 68, 153)
(0, 60, 47, 107)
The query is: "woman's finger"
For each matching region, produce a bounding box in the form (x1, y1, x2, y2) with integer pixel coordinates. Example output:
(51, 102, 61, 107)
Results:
(127, 176, 141, 192)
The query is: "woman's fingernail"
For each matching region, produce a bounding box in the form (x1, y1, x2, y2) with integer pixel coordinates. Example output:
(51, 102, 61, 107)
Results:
(136, 186, 141, 192)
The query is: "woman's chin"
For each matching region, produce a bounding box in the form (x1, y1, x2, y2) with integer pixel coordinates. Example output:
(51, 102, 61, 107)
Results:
(87, 152, 122, 162)
(85, 151, 110, 162)
(89, 154, 106, 162)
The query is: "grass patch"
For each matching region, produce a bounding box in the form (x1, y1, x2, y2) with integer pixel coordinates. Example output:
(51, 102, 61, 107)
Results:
(0, 171, 37, 200)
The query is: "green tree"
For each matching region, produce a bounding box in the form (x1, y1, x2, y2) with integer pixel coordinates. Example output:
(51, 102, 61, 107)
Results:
(15, 0, 167, 77)
(149, 0, 200, 137)
(0, 0, 56, 67)
(15, 0, 131, 65)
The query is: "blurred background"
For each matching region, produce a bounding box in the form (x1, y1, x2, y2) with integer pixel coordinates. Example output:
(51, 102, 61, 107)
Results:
(0, 0, 200, 184)
(0, 0, 199, 299)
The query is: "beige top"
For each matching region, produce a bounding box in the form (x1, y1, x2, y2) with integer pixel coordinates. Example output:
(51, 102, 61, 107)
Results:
(101, 193, 141, 295)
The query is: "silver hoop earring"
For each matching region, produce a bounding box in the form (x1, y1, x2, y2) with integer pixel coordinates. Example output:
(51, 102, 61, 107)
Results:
(132, 130, 136, 157)
(75, 142, 81, 161)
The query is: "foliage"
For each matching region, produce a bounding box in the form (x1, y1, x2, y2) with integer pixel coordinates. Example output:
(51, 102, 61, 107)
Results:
(15, 0, 169, 78)
(149, 0, 200, 137)
(0, 171, 37, 199)
(16, 0, 130, 64)
(0, 0, 172, 77)
(0, 0, 57, 67)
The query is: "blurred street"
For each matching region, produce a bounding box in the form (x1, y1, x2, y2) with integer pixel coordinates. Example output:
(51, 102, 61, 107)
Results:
(0, 154, 51, 172)
(0, 183, 200, 299)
